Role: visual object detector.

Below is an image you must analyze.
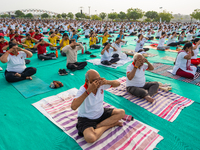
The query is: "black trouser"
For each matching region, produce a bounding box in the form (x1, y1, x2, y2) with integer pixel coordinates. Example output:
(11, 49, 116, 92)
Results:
(85, 35, 89, 38)
(138, 48, 149, 53)
(179, 41, 188, 44)
(127, 82, 159, 98)
(27, 48, 37, 53)
(112, 54, 119, 58)
(0, 53, 3, 57)
(155, 37, 160, 39)
(167, 42, 180, 47)
(43, 32, 48, 34)
(38, 53, 56, 60)
(130, 32, 137, 36)
(67, 62, 87, 71)
(5, 67, 37, 83)
(148, 37, 154, 40)
(25, 59, 30, 64)
(50, 47, 60, 50)
(90, 45, 101, 49)
(60, 51, 66, 56)
(101, 57, 120, 65)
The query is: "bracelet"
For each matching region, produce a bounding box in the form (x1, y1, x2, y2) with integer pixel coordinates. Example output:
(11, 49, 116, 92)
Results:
(134, 66, 138, 69)
(6, 51, 10, 54)
(85, 91, 89, 95)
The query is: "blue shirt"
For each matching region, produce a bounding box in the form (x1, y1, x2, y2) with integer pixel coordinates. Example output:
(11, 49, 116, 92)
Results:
(117, 34, 124, 39)
(71, 34, 78, 42)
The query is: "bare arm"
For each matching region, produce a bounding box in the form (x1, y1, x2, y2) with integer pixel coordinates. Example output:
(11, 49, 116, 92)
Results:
(19, 48, 33, 58)
(184, 50, 194, 60)
(127, 67, 138, 80)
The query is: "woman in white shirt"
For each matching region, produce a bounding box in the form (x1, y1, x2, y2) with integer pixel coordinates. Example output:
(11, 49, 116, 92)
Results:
(101, 42, 119, 65)
(172, 42, 196, 79)
(0, 42, 36, 82)
(157, 32, 170, 50)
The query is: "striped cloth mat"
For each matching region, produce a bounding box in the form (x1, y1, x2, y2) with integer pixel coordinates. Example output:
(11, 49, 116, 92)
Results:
(33, 88, 163, 150)
(151, 63, 200, 86)
(106, 77, 193, 122)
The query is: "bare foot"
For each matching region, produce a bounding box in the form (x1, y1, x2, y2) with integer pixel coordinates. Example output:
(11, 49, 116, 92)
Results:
(15, 73, 21, 77)
(26, 76, 32, 80)
(113, 121, 123, 127)
(144, 95, 155, 103)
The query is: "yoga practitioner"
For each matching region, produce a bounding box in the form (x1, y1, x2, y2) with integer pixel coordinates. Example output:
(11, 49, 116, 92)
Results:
(157, 32, 170, 50)
(126, 53, 159, 103)
(48, 31, 60, 50)
(60, 33, 69, 56)
(101, 42, 119, 65)
(167, 32, 180, 47)
(22, 33, 38, 53)
(0, 42, 36, 82)
(172, 43, 197, 79)
(89, 33, 101, 49)
(191, 38, 200, 66)
(0, 36, 8, 57)
(111, 38, 128, 60)
(62, 39, 87, 71)
(71, 69, 125, 143)
(34, 39, 56, 60)
(135, 34, 149, 53)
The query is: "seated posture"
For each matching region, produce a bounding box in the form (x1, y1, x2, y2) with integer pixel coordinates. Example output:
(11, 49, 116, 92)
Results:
(101, 42, 119, 65)
(135, 34, 149, 53)
(157, 32, 170, 50)
(33, 30, 44, 41)
(172, 43, 197, 79)
(167, 32, 180, 47)
(126, 53, 159, 103)
(0, 42, 36, 82)
(117, 30, 125, 40)
(178, 31, 188, 44)
(191, 38, 200, 66)
(62, 39, 87, 71)
(146, 29, 154, 40)
(60, 33, 69, 56)
(71, 69, 125, 143)
(48, 31, 60, 50)
(70, 30, 80, 42)
(111, 38, 128, 60)
(89, 33, 101, 49)
(34, 39, 56, 60)
(0, 36, 8, 57)
(98, 31, 112, 45)
(22, 33, 38, 53)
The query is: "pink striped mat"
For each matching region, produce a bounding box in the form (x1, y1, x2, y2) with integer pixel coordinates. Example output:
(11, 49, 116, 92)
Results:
(106, 77, 194, 122)
(33, 88, 163, 150)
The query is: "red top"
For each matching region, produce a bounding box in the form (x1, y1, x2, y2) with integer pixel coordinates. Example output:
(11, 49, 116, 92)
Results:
(37, 44, 49, 54)
(9, 34, 15, 39)
(34, 34, 42, 40)
(0, 42, 8, 53)
(14, 35, 23, 43)
(29, 32, 35, 37)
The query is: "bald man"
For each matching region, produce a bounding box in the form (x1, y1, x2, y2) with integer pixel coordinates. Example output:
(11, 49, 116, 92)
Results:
(71, 69, 125, 143)
(126, 53, 159, 103)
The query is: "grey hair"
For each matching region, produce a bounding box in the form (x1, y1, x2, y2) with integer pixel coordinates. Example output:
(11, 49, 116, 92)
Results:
(85, 72, 89, 80)
(133, 53, 143, 61)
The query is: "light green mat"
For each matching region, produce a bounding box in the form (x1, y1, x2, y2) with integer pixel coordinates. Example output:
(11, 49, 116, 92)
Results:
(0, 34, 200, 150)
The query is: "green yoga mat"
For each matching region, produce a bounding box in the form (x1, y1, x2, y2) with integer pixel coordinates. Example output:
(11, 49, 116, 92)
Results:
(11, 76, 53, 98)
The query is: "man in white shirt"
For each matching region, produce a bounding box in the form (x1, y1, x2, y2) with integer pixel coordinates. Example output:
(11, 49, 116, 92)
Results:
(135, 34, 149, 53)
(126, 53, 159, 103)
(71, 69, 125, 143)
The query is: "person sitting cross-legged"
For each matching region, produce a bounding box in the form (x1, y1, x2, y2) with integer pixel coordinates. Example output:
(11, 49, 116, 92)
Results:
(0, 42, 36, 83)
(34, 39, 57, 60)
(62, 39, 87, 71)
(71, 69, 125, 143)
(126, 53, 159, 103)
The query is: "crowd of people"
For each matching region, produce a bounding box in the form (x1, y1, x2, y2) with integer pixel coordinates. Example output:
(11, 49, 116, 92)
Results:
(0, 18, 200, 143)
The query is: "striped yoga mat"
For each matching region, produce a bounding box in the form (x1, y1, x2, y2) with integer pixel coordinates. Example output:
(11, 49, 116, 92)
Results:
(151, 63, 200, 86)
(106, 77, 193, 122)
(33, 88, 163, 150)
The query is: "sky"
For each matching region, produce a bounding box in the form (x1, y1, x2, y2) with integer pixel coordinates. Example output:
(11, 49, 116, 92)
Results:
(0, 0, 199, 15)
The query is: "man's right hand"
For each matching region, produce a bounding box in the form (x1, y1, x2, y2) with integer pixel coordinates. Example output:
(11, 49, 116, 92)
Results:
(87, 80, 99, 94)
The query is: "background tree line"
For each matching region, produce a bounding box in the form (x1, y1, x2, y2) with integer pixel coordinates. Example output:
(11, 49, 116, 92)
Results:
(1, 8, 200, 22)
